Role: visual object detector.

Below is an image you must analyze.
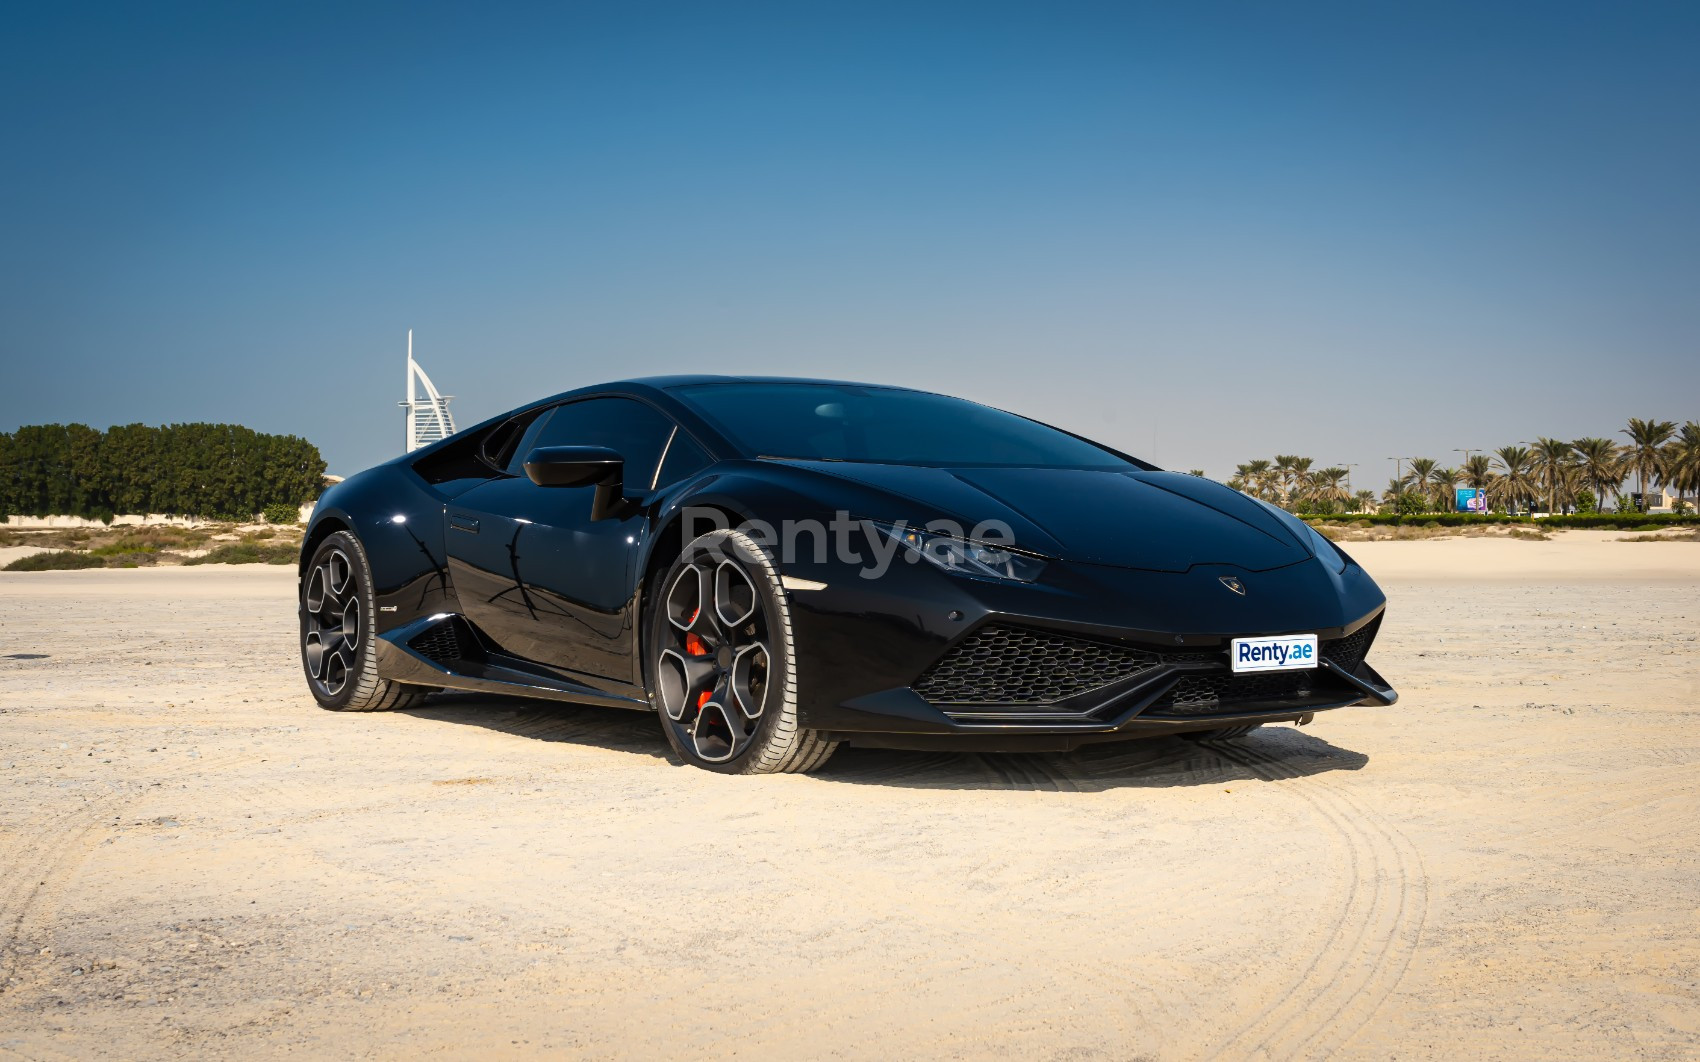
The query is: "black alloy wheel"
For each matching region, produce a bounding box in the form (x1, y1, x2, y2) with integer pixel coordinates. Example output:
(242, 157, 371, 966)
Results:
(648, 530, 837, 774)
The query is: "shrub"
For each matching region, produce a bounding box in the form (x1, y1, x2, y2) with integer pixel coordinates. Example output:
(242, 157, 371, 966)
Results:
(263, 502, 301, 524)
(1393, 491, 1429, 515)
(183, 542, 298, 566)
(1306, 512, 1700, 529)
(4, 551, 105, 572)
(89, 542, 159, 557)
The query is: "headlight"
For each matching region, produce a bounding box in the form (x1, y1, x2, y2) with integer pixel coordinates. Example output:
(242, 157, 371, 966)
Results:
(872, 523, 1048, 583)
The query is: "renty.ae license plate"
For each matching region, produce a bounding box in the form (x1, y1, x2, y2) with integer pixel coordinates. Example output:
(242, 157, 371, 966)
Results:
(1229, 633, 1319, 673)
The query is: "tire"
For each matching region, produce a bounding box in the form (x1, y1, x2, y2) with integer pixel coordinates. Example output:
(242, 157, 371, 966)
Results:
(1180, 724, 1263, 742)
(300, 530, 433, 712)
(645, 529, 838, 774)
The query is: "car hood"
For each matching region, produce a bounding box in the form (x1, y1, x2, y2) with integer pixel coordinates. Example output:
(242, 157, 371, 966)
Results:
(786, 462, 1313, 573)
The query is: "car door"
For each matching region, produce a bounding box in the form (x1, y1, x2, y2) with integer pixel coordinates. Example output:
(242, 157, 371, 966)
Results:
(444, 396, 679, 683)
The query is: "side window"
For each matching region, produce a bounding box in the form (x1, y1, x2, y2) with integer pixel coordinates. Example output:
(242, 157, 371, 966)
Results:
(501, 407, 556, 476)
(655, 431, 712, 490)
(529, 397, 677, 489)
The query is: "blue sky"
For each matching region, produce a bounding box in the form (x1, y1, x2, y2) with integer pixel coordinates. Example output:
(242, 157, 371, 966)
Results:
(2, 2, 1696, 484)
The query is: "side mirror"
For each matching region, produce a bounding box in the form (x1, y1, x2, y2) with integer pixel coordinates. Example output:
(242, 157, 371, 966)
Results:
(523, 445, 622, 488)
(522, 446, 628, 520)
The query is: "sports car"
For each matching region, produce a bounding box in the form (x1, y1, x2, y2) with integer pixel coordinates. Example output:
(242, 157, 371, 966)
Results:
(299, 377, 1397, 774)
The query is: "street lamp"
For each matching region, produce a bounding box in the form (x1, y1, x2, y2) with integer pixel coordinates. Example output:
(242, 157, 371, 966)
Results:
(1337, 462, 1358, 492)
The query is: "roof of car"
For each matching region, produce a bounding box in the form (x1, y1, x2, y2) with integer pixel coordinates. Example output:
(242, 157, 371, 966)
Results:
(638, 375, 896, 390)
(530, 375, 916, 406)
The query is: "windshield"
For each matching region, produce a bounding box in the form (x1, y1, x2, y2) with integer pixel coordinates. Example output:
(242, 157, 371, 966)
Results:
(673, 382, 1140, 468)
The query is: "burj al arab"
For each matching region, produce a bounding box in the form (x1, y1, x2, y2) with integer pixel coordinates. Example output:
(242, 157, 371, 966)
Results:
(399, 330, 455, 452)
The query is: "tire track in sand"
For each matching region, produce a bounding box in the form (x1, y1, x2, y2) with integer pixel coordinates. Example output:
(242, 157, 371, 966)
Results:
(0, 803, 108, 991)
(0, 750, 254, 994)
(1201, 738, 1428, 1061)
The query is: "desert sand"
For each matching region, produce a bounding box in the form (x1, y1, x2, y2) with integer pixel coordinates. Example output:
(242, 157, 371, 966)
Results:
(1, 536, 1697, 1060)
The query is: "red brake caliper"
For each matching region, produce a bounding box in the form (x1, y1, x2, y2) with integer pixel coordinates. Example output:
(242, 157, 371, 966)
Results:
(685, 633, 712, 711)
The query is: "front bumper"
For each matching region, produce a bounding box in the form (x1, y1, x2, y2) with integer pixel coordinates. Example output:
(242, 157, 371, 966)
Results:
(784, 549, 1397, 751)
(807, 655, 1396, 752)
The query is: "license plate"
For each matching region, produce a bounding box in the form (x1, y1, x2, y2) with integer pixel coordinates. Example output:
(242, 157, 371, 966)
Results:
(1230, 633, 1319, 673)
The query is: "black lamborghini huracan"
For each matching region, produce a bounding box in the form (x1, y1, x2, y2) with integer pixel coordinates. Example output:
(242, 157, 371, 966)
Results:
(299, 377, 1396, 774)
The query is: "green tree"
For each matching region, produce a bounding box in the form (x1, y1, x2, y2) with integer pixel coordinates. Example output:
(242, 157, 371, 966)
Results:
(1404, 458, 1438, 511)
(1667, 422, 1700, 511)
(1530, 437, 1574, 515)
(0, 423, 326, 520)
(1620, 418, 1676, 511)
(1490, 445, 1537, 514)
(1313, 467, 1351, 510)
(1428, 466, 1461, 511)
(1460, 455, 1493, 502)
(1570, 437, 1622, 515)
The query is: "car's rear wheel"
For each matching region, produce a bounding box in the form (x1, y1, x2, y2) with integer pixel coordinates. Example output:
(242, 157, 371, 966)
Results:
(301, 530, 433, 712)
(646, 529, 838, 774)
(1180, 724, 1263, 742)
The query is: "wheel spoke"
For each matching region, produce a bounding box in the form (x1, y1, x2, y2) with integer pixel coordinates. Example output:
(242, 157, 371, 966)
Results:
(304, 629, 325, 679)
(305, 563, 329, 614)
(666, 563, 723, 636)
(713, 560, 757, 628)
(327, 551, 352, 597)
(339, 597, 360, 650)
(729, 642, 770, 719)
(690, 701, 749, 762)
(657, 648, 719, 721)
(322, 639, 351, 695)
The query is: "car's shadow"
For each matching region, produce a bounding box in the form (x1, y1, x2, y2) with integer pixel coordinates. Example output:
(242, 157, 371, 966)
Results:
(399, 693, 1369, 792)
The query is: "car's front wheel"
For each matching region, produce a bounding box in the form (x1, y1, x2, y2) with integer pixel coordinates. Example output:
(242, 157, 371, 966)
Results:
(646, 530, 838, 774)
(300, 530, 433, 712)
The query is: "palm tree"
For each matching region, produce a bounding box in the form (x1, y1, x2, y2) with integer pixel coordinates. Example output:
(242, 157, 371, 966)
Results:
(1570, 437, 1621, 513)
(1404, 458, 1438, 511)
(1490, 445, 1536, 514)
(1271, 455, 1313, 508)
(1530, 437, 1574, 515)
(1428, 466, 1461, 512)
(1380, 477, 1401, 508)
(1620, 418, 1677, 511)
(1272, 455, 1300, 506)
(1461, 454, 1493, 496)
(1313, 468, 1351, 512)
(1244, 459, 1276, 503)
(1666, 422, 1700, 511)
(1353, 489, 1378, 514)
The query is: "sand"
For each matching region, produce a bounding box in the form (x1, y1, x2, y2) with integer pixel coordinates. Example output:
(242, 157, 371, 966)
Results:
(1, 538, 1697, 1060)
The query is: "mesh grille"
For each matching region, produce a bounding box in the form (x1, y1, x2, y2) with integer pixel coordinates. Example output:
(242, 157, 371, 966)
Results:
(1150, 671, 1321, 716)
(1322, 615, 1380, 673)
(914, 625, 1161, 706)
(409, 621, 466, 663)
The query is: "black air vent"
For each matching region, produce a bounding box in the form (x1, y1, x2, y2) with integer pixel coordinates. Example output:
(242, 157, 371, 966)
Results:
(914, 625, 1161, 706)
(409, 619, 470, 664)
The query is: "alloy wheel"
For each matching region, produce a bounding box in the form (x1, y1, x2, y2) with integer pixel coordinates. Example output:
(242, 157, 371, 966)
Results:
(655, 559, 773, 763)
(303, 548, 361, 699)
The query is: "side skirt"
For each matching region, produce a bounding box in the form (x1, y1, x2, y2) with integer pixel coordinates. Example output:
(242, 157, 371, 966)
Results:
(374, 614, 652, 711)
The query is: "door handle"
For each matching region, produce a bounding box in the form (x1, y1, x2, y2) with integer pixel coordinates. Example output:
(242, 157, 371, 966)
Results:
(449, 514, 481, 534)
